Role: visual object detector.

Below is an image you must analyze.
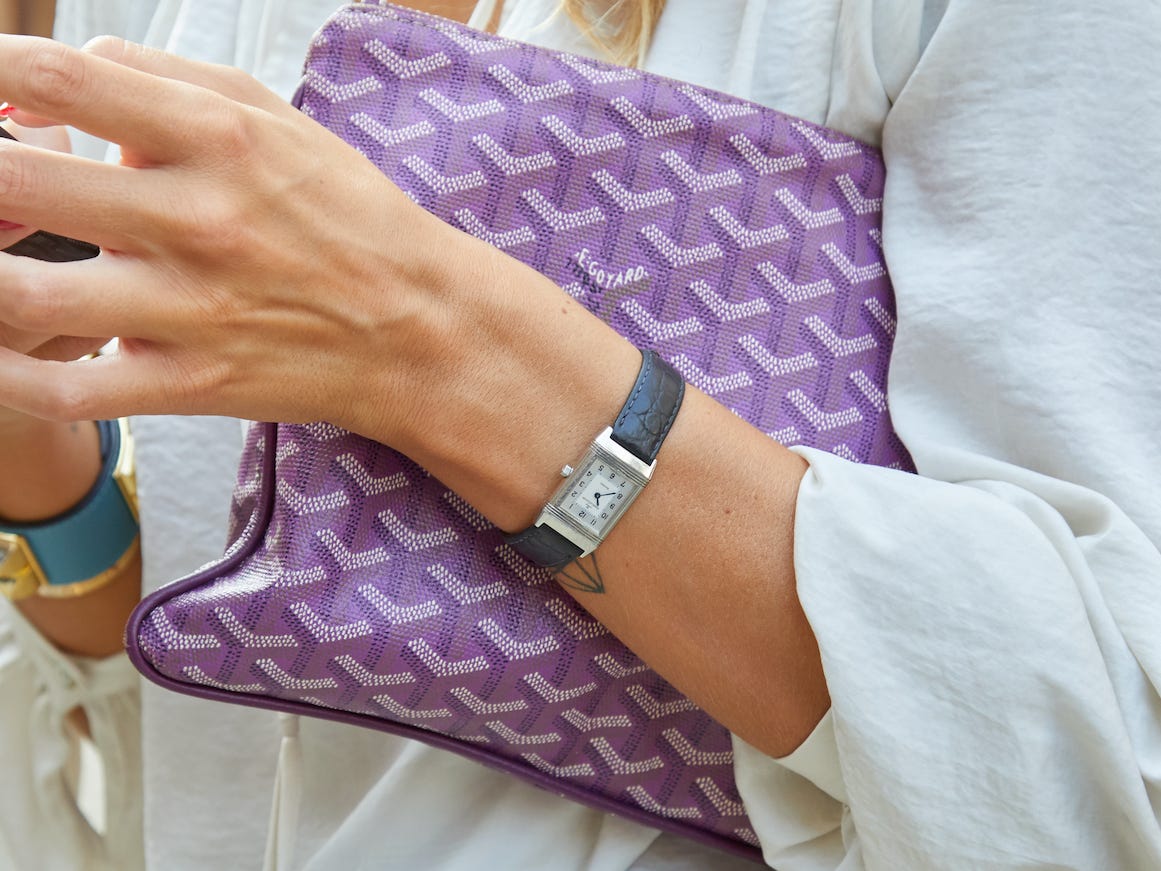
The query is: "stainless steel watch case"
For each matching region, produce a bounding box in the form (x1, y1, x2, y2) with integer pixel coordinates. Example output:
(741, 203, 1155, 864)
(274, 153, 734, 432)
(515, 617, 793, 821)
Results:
(531, 427, 654, 557)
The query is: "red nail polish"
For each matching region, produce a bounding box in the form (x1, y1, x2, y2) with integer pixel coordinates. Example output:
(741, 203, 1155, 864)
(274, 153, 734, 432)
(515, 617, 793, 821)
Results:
(0, 103, 15, 118)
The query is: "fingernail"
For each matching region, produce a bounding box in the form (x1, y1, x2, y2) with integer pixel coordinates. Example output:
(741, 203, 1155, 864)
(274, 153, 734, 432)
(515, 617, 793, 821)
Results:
(0, 103, 15, 118)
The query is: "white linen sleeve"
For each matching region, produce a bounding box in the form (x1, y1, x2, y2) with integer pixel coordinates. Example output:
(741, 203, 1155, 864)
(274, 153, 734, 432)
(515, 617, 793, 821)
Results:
(0, 602, 143, 871)
(736, 450, 1161, 870)
(736, 454, 1161, 871)
(732, 0, 1161, 868)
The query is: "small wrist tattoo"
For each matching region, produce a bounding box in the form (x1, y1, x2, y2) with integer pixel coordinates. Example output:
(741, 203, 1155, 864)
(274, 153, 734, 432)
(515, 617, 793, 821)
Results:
(556, 553, 605, 595)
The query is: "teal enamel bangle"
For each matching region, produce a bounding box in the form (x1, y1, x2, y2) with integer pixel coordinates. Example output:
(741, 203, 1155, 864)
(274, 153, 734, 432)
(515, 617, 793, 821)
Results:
(0, 419, 140, 601)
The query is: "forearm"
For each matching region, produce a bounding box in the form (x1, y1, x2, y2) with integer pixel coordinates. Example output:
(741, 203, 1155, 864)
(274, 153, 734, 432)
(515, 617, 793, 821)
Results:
(385, 233, 829, 759)
(0, 418, 100, 519)
(1, 418, 140, 658)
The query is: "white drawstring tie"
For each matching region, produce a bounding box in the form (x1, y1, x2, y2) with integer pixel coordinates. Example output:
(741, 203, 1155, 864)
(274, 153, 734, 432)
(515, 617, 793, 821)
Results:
(263, 713, 303, 871)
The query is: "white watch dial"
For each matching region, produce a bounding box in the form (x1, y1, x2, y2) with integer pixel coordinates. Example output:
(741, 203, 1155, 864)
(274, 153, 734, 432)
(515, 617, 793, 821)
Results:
(553, 455, 640, 539)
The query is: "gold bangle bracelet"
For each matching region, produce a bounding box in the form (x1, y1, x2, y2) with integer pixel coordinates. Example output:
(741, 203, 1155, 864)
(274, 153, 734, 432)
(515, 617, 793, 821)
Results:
(30, 536, 142, 600)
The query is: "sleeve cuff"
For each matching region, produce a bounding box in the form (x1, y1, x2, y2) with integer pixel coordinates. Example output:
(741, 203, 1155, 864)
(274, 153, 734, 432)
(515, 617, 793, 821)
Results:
(768, 709, 847, 804)
(730, 712, 848, 870)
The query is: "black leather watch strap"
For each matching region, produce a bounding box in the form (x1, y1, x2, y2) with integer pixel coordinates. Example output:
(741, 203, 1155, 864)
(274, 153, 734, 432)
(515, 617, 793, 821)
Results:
(506, 523, 584, 571)
(610, 349, 685, 464)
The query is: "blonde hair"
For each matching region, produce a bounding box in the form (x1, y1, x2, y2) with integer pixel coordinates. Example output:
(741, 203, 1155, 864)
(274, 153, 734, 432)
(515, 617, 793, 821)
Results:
(560, 0, 666, 68)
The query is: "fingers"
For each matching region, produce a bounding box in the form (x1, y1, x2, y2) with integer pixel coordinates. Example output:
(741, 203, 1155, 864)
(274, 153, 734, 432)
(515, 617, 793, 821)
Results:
(0, 347, 171, 421)
(0, 318, 106, 361)
(83, 36, 286, 113)
(0, 320, 49, 355)
(0, 35, 225, 159)
(0, 141, 161, 248)
(1, 109, 56, 129)
(0, 251, 176, 338)
(0, 223, 36, 252)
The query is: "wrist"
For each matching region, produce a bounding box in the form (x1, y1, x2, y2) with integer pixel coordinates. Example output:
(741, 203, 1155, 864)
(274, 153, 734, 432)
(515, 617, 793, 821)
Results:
(381, 230, 643, 533)
(0, 411, 67, 441)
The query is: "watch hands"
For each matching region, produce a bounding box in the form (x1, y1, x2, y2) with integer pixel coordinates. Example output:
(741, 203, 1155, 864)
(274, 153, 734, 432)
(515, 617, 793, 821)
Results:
(593, 492, 617, 505)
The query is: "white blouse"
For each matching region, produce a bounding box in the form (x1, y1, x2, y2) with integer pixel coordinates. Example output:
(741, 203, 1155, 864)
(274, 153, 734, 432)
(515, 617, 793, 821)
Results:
(2, 1, 1159, 870)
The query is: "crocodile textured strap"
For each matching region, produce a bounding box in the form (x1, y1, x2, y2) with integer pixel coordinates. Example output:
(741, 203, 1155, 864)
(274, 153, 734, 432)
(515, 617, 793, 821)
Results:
(611, 349, 685, 464)
(505, 522, 584, 570)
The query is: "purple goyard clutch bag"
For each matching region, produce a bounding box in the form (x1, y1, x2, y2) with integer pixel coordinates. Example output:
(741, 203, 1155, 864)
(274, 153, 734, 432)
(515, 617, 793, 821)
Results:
(127, 2, 912, 860)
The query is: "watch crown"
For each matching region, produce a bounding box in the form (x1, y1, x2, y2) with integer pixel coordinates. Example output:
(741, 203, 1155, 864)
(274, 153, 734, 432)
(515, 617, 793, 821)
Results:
(560, 465, 574, 478)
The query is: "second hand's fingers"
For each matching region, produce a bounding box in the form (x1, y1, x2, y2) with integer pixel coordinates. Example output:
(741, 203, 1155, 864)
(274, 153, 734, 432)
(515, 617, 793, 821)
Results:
(0, 35, 229, 160)
(0, 251, 179, 339)
(0, 320, 51, 355)
(29, 335, 109, 362)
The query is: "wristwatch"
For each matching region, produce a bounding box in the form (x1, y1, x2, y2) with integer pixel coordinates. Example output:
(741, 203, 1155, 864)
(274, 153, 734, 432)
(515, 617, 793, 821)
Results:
(0, 419, 140, 602)
(507, 349, 684, 570)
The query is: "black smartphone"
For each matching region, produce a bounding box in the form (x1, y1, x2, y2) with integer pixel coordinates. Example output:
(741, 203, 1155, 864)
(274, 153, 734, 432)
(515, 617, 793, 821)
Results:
(0, 125, 100, 262)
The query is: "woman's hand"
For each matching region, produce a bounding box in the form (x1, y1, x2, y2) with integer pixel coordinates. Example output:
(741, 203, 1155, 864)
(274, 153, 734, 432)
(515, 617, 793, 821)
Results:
(0, 35, 624, 515)
(0, 274, 129, 663)
(0, 35, 496, 450)
(0, 116, 105, 428)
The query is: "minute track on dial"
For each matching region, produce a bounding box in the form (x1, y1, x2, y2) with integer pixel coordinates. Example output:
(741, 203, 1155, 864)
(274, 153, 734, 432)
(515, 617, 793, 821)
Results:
(549, 430, 650, 545)
(507, 350, 685, 570)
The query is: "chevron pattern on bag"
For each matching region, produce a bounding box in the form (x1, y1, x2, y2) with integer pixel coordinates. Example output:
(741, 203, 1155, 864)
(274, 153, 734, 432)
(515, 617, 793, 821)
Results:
(131, 3, 913, 859)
